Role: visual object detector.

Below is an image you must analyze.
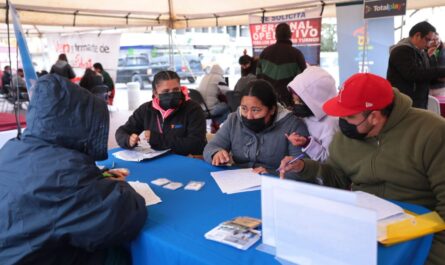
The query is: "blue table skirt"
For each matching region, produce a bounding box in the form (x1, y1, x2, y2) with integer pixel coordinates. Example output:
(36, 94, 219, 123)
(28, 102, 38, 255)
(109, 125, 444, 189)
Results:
(99, 150, 433, 265)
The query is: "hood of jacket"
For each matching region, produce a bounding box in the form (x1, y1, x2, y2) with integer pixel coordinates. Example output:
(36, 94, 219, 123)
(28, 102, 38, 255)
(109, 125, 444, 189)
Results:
(390, 37, 427, 55)
(209, 64, 225, 75)
(380, 88, 412, 134)
(287, 66, 337, 121)
(53, 59, 69, 69)
(23, 74, 109, 160)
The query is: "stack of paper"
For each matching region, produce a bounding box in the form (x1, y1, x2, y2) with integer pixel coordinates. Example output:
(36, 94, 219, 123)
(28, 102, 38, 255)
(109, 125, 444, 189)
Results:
(113, 147, 169, 162)
(355, 191, 405, 220)
(210, 168, 261, 194)
(128, 181, 162, 206)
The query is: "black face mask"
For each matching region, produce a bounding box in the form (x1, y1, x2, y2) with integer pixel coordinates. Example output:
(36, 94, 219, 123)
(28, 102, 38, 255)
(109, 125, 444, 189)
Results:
(292, 104, 314, 117)
(159, 92, 184, 110)
(242, 116, 268, 133)
(339, 118, 369, 140)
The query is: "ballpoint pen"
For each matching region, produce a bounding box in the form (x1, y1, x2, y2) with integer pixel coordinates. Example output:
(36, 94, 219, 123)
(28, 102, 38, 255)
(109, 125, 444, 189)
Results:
(276, 153, 306, 172)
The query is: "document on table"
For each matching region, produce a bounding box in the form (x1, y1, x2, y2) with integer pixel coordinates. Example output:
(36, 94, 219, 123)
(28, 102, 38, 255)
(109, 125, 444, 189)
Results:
(210, 168, 261, 194)
(260, 176, 376, 265)
(355, 191, 405, 220)
(113, 146, 170, 162)
(128, 181, 162, 206)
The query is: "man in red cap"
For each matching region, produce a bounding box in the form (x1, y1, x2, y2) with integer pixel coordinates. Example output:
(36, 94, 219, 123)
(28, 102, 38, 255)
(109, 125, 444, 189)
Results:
(279, 73, 445, 265)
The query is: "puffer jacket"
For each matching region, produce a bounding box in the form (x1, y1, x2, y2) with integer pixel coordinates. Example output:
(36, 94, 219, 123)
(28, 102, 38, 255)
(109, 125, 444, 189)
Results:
(197, 64, 228, 110)
(0, 74, 147, 265)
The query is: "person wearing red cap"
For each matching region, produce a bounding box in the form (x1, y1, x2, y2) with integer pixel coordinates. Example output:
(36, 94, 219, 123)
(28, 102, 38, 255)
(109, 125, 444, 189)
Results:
(279, 73, 445, 265)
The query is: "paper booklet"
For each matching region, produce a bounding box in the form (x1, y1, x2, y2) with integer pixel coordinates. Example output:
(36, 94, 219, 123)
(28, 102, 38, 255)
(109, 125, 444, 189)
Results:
(128, 181, 162, 206)
(205, 218, 261, 250)
(113, 146, 170, 162)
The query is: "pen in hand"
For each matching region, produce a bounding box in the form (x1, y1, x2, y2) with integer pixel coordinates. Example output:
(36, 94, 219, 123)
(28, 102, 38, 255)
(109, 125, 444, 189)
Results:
(276, 153, 306, 172)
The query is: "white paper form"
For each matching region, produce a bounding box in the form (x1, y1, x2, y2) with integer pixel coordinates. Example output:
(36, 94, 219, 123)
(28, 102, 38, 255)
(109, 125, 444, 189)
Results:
(261, 176, 357, 250)
(113, 147, 169, 162)
(274, 188, 377, 265)
(128, 181, 162, 206)
(210, 168, 261, 194)
(355, 191, 405, 220)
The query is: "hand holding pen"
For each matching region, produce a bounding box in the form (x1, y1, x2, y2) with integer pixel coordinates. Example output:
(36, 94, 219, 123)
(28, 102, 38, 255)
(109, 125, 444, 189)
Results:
(277, 153, 306, 179)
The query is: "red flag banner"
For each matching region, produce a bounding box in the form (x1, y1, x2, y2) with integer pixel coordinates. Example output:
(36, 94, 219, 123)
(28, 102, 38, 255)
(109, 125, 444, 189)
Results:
(249, 7, 322, 65)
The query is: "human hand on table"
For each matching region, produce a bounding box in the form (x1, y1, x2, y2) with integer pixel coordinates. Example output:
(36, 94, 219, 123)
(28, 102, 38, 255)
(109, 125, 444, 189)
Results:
(129, 130, 151, 147)
(104, 168, 130, 181)
(129, 133, 140, 147)
(252, 167, 268, 174)
(212, 149, 232, 166)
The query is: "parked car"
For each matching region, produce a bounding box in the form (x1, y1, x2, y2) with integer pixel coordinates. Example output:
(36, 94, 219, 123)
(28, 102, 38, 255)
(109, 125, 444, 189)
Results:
(149, 55, 204, 83)
(116, 56, 152, 88)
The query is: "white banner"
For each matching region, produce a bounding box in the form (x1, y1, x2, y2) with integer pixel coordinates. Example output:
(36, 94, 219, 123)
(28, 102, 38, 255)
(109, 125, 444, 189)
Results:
(47, 34, 121, 80)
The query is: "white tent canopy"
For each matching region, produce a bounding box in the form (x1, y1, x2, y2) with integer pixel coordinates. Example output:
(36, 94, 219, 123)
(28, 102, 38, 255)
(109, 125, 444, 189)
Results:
(1, 0, 444, 30)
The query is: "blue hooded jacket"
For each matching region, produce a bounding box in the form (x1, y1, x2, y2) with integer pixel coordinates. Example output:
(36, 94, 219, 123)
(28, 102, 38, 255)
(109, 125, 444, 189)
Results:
(0, 74, 147, 264)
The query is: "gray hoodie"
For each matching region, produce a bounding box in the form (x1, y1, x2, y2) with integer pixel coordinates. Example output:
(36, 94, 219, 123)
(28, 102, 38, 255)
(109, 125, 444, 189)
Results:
(50, 60, 76, 79)
(197, 64, 228, 110)
(203, 104, 308, 172)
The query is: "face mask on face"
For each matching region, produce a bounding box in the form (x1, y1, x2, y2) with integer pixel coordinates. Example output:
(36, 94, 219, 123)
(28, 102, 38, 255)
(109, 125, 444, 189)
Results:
(292, 103, 314, 117)
(159, 92, 184, 110)
(242, 116, 268, 133)
(339, 117, 370, 140)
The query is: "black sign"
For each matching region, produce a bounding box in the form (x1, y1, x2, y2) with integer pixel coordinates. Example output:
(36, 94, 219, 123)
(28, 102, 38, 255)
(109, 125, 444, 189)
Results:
(364, 0, 406, 19)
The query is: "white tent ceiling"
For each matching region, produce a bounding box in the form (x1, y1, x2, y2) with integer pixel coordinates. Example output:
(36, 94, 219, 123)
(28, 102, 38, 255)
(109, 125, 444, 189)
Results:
(0, 0, 444, 34)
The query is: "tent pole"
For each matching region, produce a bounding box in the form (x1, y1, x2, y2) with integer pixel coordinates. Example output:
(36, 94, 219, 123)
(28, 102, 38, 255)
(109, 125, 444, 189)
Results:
(168, 0, 174, 69)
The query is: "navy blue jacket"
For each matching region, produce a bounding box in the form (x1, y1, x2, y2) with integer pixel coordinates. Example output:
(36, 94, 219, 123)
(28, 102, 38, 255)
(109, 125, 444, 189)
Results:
(0, 74, 147, 265)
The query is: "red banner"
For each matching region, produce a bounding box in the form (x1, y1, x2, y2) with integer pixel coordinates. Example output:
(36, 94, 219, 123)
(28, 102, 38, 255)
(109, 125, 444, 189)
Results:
(250, 18, 321, 47)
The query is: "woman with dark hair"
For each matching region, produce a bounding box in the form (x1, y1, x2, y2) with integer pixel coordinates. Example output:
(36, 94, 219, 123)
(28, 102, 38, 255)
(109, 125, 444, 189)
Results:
(203, 79, 309, 174)
(50, 53, 76, 79)
(115, 70, 207, 156)
(79, 68, 103, 91)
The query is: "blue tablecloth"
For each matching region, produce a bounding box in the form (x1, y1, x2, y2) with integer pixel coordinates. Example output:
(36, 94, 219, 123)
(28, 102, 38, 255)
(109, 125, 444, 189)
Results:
(99, 150, 433, 265)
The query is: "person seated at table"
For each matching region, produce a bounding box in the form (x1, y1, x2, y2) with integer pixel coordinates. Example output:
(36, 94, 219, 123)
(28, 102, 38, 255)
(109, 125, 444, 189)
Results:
(286, 66, 339, 162)
(279, 73, 445, 265)
(197, 64, 231, 126)
(50, 53, 76, 80)
(116, 70, 207, 156)
(79, 68, 104, 92)
(203, 79, 309, 174)
(0, 74, 147, 265)
(11, 68, 29, 101)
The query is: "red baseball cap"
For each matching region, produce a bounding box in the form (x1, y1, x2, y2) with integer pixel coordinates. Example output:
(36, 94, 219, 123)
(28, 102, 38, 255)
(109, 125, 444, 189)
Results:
(323, 73, 394, 117)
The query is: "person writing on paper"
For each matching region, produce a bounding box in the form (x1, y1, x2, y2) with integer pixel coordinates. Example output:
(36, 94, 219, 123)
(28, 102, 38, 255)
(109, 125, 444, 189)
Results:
(0, 74, 147, 264)
(286, 66, 339, 162)
(279, 73, 445, 265)
(116, 70, 207, 156)
(203, 79, 309, 174)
